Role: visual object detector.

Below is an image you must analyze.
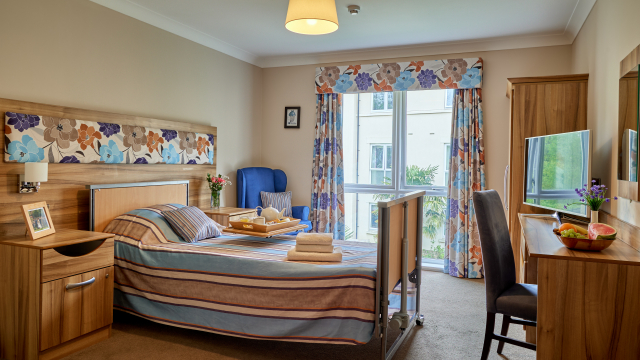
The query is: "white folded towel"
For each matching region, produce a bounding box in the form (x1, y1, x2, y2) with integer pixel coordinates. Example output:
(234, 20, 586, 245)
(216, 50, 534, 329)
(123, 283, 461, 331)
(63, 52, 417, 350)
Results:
(295, 244, 334, 253)
(287, 247, 342, 262)
(296, 232, 333, 245)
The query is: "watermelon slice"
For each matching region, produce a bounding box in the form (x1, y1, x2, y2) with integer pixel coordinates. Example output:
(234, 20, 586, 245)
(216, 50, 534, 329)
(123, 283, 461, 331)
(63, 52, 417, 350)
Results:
(588, 223, 617, 240)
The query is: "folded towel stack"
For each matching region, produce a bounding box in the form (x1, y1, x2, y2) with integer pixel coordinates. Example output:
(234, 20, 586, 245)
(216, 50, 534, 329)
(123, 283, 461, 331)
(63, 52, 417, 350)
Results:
(287, 232, 342, 262)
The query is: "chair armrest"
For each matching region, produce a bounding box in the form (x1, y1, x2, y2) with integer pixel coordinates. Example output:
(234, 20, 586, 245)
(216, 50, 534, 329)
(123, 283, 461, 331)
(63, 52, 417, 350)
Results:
(292, 206, 310, 221)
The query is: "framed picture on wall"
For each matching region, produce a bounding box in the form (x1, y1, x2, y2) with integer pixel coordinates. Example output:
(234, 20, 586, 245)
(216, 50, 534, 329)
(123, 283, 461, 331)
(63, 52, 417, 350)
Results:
(21, 201, 56, 240)
(284, 106, 301, 129)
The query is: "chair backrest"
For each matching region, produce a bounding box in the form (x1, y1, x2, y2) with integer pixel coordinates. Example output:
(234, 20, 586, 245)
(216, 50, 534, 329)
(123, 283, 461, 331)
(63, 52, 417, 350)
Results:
(236, 167, 287, 209)
(472, 190, 516, 313)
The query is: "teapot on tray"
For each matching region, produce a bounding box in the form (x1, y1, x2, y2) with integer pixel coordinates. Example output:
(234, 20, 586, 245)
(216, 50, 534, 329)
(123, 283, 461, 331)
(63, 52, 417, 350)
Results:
(256, 206, 285, 222)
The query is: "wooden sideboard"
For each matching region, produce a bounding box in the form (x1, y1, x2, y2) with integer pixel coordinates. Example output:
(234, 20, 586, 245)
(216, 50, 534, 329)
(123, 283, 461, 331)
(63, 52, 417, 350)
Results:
(519, 214, 640, 359)
(506, 74, 589, 281)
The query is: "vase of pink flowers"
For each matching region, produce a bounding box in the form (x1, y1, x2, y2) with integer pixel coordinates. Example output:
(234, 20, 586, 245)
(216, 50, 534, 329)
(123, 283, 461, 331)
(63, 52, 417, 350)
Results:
(207, 173, 232, 209)
(565, 180, 617, 223)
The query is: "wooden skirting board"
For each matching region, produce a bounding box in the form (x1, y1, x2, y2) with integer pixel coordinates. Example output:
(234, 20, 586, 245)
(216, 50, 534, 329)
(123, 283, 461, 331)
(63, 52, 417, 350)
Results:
(0, 97, 217, 237)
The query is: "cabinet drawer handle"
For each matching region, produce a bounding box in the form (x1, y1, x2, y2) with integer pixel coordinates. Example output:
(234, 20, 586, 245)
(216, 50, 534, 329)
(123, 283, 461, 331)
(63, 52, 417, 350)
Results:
(66, 277, 95, 290)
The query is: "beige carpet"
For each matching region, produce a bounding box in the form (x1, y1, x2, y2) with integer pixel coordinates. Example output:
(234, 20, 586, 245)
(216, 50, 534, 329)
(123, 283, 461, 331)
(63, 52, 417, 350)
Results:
(64, 271, 535, 360)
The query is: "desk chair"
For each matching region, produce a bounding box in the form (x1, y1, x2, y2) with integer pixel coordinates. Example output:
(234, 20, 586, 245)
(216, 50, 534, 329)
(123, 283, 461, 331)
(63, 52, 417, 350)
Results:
(473, 190, 537, 360)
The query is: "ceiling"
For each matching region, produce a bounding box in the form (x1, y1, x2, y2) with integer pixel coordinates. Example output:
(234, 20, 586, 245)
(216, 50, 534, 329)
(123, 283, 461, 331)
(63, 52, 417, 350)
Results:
(90, 0, 596, 68)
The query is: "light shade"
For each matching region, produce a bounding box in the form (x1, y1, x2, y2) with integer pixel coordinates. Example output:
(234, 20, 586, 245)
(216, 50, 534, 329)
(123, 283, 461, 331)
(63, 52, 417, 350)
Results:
(285, 0, 338, 35)
(25, 162, 48, 182)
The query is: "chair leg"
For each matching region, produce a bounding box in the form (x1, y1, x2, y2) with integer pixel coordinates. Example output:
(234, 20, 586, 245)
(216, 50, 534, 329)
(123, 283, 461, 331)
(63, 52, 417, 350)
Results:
(497, 315, 511, 354)
(481, 312, 496, 360)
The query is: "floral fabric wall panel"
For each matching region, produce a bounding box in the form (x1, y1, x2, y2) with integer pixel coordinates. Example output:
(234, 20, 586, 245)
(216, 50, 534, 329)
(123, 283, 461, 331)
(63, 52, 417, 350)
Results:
(315, 58, 482, 94)
(4, 112, 215, 165)
(311, 94, 345, 239)
(444, 89, 485, 279)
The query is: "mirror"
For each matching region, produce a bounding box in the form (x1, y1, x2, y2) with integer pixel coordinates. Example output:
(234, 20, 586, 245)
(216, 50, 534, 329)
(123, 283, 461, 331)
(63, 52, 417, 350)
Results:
(618, 65, 639, 181)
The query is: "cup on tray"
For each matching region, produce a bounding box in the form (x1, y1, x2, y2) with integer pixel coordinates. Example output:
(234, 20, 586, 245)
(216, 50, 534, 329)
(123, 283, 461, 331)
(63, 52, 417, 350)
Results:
(253, 217, 266, 225)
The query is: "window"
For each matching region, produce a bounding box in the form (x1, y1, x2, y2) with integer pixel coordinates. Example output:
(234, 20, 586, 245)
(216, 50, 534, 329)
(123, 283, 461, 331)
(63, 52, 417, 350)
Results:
(370, 144, 392, 185)
(444, 89, 454, 108)
(343, 90, 454, 266)
(369, 203, 378, 230)
(443, 143, 451, 186)
(372, 92, 393, 111)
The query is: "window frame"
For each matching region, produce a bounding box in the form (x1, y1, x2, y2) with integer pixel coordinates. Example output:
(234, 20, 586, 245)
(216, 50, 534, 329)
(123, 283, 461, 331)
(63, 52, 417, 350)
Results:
(345, 91, 449, 198)
(371, 92, 393, 112)
(369, 144, 392, 185)
(443, 143, 451, 186)
(368, 203, 379, 231)
(444, 89, 454, 109)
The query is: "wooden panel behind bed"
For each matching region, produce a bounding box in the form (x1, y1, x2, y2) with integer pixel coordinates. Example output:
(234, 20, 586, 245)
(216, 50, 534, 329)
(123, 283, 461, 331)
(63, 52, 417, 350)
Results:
(93, 184, 188, 232)
(0, 98, 216, 237)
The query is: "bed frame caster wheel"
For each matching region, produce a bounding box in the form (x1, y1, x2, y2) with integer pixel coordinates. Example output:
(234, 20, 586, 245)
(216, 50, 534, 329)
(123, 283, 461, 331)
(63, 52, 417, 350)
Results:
(416, 314, 424, 326)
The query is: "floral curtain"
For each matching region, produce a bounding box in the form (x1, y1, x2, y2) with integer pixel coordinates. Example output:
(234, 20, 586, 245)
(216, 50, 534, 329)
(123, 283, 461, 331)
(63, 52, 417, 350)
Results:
(311, 93, 345, 239)
(4, 112, 214, 165)
(315, 58, 482, 94)
(444, 89, 485, 279)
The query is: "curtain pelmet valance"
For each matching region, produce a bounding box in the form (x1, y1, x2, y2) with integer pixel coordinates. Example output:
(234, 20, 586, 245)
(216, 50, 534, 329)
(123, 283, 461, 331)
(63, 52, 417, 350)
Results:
(315, 58, 482, 94)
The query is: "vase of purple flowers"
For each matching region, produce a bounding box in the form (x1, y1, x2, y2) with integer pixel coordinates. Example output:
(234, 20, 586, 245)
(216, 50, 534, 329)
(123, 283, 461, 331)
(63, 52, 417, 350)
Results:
(565, 180, 617, 223)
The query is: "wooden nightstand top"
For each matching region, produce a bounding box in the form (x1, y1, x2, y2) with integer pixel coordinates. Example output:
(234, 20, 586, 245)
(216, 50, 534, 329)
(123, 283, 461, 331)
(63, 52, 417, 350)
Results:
(0, 229, 114, 249)
(201, 207, 257, 216)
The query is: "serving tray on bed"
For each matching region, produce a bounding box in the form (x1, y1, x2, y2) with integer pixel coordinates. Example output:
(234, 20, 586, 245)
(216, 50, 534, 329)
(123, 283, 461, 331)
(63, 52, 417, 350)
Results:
(224, 224, 308, 238)
(228, 217, 301, 233)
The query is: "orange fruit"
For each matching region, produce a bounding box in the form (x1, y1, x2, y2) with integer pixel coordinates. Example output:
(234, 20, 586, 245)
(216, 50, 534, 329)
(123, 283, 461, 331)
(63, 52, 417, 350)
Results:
(558, 223, 577, 232)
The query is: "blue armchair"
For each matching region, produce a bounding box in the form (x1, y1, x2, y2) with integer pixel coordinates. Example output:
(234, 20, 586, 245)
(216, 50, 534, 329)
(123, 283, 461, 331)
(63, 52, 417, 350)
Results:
(237, 167, 311, 234)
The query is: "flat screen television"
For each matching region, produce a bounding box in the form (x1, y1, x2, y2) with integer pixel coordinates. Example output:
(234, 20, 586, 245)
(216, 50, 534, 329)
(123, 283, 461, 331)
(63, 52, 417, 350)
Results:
(523, 130, 591, 218)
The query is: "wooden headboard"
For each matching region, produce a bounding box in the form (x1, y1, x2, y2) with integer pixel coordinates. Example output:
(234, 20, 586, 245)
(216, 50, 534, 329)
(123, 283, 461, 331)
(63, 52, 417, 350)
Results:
(0, 97, 216, 237)
(88, 181, 189, 232)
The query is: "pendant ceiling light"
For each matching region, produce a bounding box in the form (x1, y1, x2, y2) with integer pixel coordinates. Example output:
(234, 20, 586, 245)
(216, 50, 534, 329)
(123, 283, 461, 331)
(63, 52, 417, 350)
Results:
(285, 0, 339, 35)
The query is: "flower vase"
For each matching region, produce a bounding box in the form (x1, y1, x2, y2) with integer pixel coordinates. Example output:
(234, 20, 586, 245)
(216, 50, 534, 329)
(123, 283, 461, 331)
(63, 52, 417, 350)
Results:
(211, 191, 221, 209)
(591, 210, 598, 224)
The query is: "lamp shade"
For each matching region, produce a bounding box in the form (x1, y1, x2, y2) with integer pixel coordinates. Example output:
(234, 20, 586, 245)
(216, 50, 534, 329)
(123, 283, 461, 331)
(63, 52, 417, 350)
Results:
(25, 162, 48, 182)
(285, 0, 338, 35)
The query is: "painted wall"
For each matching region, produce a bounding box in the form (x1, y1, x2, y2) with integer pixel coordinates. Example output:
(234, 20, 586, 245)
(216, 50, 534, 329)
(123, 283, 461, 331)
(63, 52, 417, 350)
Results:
(570, 0, 640, 227)
(0, 0, 263, 206)
(262, 46, 574, 208)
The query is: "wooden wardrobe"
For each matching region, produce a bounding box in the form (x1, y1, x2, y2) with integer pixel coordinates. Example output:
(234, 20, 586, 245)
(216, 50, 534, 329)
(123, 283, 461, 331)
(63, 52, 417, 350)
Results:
(506, 74, 589, 281)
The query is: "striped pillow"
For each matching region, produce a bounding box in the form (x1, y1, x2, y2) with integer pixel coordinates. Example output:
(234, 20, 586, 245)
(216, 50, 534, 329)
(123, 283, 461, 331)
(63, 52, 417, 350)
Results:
(260, 191, 292, 217)
(161, 206, 222, 243)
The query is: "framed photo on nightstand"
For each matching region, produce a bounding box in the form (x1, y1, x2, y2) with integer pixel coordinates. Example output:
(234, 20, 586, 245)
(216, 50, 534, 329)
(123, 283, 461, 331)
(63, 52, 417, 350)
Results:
(21, 201, 56, 240)
(284, 106, 300, 128)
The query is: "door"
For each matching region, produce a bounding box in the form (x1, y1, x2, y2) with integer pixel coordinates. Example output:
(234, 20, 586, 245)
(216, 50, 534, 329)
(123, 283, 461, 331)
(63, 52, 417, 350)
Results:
(40, 266, 114, 350)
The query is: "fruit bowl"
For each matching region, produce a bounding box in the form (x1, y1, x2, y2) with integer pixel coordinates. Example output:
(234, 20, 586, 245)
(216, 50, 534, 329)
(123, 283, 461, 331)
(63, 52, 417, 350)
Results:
(556, 235, 615, 251)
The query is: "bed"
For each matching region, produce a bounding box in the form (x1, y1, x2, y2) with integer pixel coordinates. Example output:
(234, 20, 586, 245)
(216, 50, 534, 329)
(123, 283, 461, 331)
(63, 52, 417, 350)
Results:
(88, 181, 424, 359)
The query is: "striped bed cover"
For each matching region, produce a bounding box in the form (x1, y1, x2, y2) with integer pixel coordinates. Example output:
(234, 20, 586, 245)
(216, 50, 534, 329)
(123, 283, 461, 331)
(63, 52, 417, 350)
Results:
(105, 205, 378, 345)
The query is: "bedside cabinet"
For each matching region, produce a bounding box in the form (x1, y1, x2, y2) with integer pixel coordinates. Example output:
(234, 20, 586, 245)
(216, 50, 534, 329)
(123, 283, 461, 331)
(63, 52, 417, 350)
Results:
(0, 229, 115, 360)
(201, 207, 257, 227)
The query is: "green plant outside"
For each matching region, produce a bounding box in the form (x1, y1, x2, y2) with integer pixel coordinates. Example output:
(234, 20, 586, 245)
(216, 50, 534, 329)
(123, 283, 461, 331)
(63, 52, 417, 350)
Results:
(371, 165, 447, 259)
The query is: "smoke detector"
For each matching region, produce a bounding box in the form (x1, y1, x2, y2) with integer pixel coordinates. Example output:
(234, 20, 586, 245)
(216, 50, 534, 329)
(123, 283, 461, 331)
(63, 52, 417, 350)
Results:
(347, 5, 360, 15)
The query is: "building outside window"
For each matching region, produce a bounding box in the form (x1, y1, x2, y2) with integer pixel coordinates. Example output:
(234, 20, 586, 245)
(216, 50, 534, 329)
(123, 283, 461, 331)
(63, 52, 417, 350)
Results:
(370, 144, 392, 185)
(372, 92, 393, 111)
(369, 203, 378, 231)
(444, 89, 455, 108)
